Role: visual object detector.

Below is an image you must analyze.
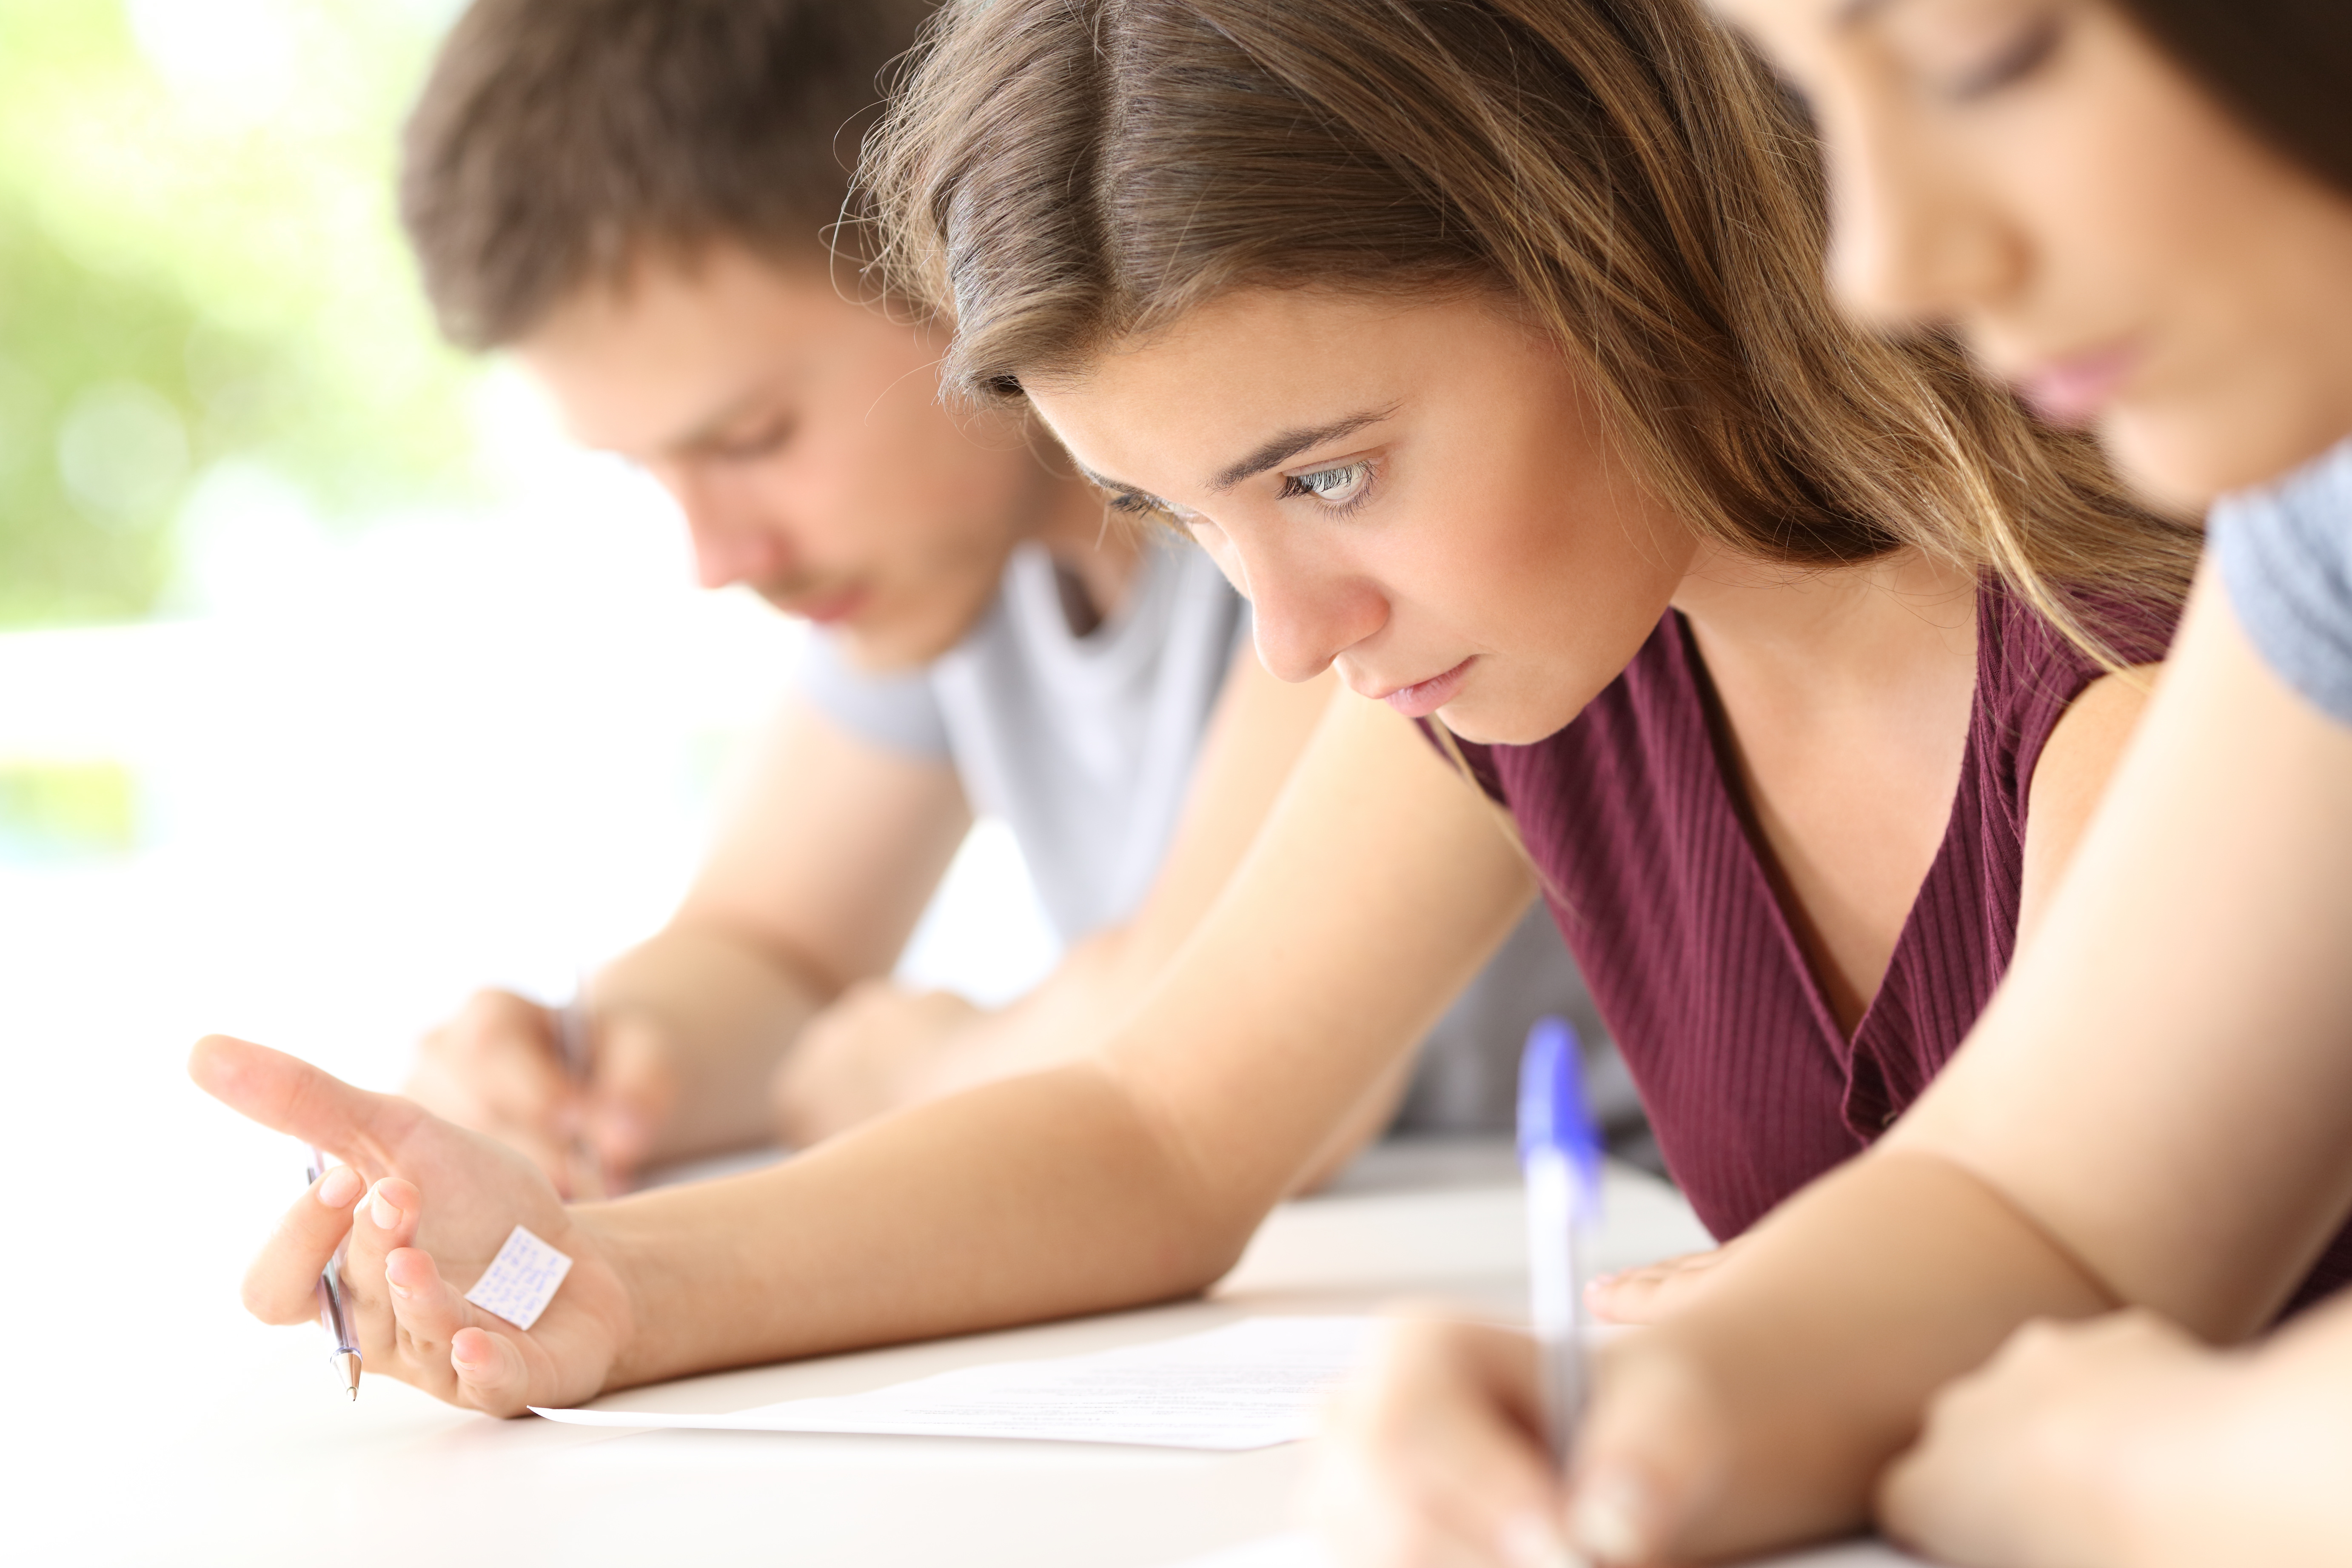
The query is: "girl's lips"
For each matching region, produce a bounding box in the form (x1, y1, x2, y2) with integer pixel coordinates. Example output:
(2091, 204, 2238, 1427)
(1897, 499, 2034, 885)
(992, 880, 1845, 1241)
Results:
(790, 585, 870, 625)
(1379, 656, 1476, 720)
(2011, 345, 2141, 429)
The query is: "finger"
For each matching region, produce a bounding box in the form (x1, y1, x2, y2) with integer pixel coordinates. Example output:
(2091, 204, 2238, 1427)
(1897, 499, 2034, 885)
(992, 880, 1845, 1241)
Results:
(586, 1016, 674, 1177)
(189, 1035, 419, 1173)
(1562, 1341, 1733, 1566)
(382, 1244, 535, 1417)
(450, 1324, 534, 1417)
(338, 1175, 424, 1358)
(1332, 1316, 1575, 1568)
(1587, 1255, 1724, 1326)
(240, 1163, 368, 1324)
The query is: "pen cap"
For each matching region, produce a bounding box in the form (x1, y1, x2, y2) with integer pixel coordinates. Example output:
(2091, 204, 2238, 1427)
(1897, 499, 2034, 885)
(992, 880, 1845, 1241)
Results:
(1517, 1016, 1604, 1219)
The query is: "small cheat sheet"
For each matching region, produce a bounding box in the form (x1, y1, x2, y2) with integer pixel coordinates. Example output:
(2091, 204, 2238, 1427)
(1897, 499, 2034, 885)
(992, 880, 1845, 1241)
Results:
(532, 1316, 1372, 1451)
(464, 1225, 574, 1331)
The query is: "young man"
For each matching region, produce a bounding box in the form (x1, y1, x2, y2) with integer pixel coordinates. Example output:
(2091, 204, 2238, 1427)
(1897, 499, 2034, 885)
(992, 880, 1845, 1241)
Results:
(393, 0, 1618, 1192)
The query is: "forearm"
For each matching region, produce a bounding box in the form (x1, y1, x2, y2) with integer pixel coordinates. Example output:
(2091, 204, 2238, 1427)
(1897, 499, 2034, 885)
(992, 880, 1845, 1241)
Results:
(911, 930, 1145, 1098)
(1632, 1149, 2117, 1559)
(593, 922, 831, 1161)
(592, 1059, 1245, 1387)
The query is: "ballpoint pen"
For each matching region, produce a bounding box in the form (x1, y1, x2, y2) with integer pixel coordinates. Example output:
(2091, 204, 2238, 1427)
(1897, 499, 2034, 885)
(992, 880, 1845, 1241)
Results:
(555, 970, 608, 1200)
(304, 1145, 363, 1401)
(1517, 1015, 1603, 1466)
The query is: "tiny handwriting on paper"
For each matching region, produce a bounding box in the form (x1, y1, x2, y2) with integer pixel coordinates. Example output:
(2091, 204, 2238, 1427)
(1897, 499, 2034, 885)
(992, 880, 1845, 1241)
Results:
(464, 1224, 574, 1331)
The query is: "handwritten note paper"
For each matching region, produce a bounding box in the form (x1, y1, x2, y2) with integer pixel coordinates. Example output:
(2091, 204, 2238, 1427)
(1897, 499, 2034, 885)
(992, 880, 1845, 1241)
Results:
(534, 1316, 1373, 1451)
(464, 1225, 573, 1331)
(1164, 1533, 1929, 1568)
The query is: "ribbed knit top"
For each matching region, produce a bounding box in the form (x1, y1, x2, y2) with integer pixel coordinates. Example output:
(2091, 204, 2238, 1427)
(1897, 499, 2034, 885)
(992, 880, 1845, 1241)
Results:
(1452, 577, 2348, 1312)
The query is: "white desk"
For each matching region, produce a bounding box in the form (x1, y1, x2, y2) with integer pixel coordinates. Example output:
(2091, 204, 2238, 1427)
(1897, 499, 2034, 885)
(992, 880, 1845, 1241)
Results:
(31, 1140, 1910, 1566)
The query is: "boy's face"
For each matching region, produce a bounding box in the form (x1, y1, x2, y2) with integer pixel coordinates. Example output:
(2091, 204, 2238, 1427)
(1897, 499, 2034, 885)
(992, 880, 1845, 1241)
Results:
(519, 244, 1049, 670)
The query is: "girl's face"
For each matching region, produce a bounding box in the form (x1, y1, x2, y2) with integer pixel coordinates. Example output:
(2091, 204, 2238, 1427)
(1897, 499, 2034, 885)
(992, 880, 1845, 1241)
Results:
(1719, 0, 2352, 507)
(1023, 289, 1694, 745)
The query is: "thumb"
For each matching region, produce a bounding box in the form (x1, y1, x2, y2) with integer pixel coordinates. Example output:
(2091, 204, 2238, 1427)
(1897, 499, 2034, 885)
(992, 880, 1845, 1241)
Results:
(585, 1017, 674, 1176)
(1565, 1337, 1733, 1565)
(189, 1034, 413, 1170)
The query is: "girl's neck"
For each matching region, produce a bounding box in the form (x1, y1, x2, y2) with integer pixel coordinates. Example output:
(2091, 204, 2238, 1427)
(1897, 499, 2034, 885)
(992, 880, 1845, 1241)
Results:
(1669, 543, 1981, 1038)
(1668, 543, 1978, 701)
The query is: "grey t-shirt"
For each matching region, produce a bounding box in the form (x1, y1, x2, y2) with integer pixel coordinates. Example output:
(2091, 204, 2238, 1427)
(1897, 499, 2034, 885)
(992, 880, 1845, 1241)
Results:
(798, 535, 1632, 1138)
(2215, 437, 2352, 725)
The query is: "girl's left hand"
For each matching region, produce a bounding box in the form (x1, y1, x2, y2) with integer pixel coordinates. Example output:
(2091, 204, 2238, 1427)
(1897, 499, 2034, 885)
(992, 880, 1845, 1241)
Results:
(1585, 1242, 1737, 1325)
(1879, 1310, 2217, 1568)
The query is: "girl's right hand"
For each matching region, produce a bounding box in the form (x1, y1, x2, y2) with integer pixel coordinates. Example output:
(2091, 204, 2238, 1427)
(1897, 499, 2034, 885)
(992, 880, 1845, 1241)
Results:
(192, 1034, 639, 1415)
(1308, 1312, 1732, 1567)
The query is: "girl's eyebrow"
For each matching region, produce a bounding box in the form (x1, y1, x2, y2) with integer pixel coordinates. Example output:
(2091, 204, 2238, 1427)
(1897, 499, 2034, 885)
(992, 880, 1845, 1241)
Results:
(1210, 405, 1398, 492)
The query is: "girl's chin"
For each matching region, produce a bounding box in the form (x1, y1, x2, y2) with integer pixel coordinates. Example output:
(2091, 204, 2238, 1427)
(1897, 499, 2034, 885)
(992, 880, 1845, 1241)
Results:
(1435, 697, 1578, 749)
(2102, 397, 2343, 512)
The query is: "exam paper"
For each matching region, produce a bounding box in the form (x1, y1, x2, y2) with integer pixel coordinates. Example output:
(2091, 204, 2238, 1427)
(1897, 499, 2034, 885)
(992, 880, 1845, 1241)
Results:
(533, 1316, 1372, 1451)
(1159, 1532, 1929, 1568)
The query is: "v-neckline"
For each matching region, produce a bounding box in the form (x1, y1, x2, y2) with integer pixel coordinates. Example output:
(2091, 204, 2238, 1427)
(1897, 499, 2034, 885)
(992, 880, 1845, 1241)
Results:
(1665, 605, 1984, 1066)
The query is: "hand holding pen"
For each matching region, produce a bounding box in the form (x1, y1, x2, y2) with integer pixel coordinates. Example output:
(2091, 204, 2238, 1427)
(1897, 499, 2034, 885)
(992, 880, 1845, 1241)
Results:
(553, 972, 609, 1201)
(303, 1145, 363, 1400)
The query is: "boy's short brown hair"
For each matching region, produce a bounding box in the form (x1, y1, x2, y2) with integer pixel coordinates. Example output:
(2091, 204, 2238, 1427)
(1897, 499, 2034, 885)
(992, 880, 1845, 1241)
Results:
(400, 0, 932, 349)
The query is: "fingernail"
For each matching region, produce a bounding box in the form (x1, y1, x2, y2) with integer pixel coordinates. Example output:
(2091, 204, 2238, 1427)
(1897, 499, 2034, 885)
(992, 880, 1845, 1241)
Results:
(317, 1166, 362, 1208)
(367, 1181, 404, 1231)
(1499, 1511, 1583, 1568)
(451, 1334, 487, 1370)
(1571, 1469, 1653, 1565)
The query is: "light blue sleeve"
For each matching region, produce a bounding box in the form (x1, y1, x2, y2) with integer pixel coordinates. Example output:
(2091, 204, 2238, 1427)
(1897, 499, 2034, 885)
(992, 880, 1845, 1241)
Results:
(794, 631, 953, 760)
(2213, 439, 2352, 728)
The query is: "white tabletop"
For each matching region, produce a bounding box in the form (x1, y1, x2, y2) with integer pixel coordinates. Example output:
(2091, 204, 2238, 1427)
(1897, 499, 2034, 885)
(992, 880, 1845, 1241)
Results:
(35, 1138, 1893, 1567)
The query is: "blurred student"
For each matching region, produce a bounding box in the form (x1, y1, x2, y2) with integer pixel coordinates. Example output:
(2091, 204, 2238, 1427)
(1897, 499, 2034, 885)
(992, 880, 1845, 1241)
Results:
(1323, 1, 2352, 1564)
(194, 0, 2224, 1452)
(392, 0, 1605, 1193)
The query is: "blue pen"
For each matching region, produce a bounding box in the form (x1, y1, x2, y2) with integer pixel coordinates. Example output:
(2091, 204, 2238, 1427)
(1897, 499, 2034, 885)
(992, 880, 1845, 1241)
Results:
(1518, 1015, 1603, 1466)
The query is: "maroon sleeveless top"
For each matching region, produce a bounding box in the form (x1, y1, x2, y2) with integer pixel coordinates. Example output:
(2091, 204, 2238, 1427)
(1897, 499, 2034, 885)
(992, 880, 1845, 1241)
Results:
(1450, 577, 2352, 1313)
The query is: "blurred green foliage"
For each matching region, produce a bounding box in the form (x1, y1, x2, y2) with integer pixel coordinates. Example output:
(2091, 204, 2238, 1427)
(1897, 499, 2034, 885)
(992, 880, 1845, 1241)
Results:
(0, 760, 139, 861)
(0, 0, 481, 628)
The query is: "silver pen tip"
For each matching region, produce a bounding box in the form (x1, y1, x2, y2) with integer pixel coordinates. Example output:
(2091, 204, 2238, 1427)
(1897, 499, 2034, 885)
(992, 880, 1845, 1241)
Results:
(335, 1350, 362, 1401)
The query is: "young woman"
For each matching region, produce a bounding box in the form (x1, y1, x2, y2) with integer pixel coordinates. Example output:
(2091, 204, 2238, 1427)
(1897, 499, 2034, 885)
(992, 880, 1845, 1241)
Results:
(1324, 2, 2352, 1565)
(199, 0, 2227, 1505)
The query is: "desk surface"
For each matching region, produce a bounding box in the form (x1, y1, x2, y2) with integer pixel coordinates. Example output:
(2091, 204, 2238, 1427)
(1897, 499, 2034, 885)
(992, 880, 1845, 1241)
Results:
(43, 1141, 1743, 1566)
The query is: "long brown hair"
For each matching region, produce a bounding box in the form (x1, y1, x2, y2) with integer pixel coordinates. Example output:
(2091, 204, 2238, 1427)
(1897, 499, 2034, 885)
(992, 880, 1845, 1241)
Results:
(861, 0, 2197, 661)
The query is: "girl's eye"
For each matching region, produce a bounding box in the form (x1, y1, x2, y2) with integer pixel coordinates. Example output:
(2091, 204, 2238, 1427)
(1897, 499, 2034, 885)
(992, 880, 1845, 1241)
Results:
(1281, 460, 1373, 510)
(1939, 11, 2062, 102)
(712, 419, 797, 462)
(1106, 490, 1201, 527)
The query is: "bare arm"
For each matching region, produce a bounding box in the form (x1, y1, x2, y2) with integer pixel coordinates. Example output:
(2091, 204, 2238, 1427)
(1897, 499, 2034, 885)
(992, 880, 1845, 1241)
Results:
(208, 695, 1537, 1406)
(769, 656, 1348, 1146)
(405, 695, 971, 1180)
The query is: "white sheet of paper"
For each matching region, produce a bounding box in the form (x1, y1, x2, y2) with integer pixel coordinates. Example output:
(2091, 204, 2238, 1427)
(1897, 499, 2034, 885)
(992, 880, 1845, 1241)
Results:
(1161, 1532, 1928, 1568)
(463, 1224, 573, 1331)
(533, 1316, 1373, 1451)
